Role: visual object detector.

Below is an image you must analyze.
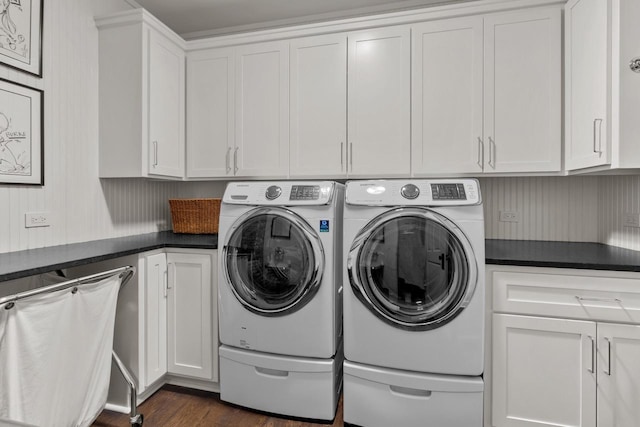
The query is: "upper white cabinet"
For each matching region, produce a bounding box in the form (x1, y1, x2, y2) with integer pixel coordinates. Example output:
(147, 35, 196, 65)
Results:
(412, 7, 561, 175)
(289, 34, 347, 178)
(235, 41, 290, 178)
(412, 17, 484, 175)
(348, 27, 411, 178)
(186, 48, 235, 178)
(565, 0, 640, 172)
(97, 10, 185, 179)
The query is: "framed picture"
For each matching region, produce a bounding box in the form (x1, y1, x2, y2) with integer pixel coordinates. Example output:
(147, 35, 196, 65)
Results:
(0, 77, 43, 185)
(0, 0, 43, 77)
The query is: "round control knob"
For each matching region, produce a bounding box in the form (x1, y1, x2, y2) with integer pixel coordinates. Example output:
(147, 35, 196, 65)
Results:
(401, 184, 420, 200)
(265, 185, 282, 200)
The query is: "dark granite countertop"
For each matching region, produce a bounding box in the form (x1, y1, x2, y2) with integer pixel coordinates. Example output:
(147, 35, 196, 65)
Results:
(0, 231, 217, 282)
(486, 239, 640, 272)
(2, 233, 640, 283)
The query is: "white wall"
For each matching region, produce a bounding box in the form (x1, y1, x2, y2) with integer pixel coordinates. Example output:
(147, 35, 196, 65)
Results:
(598, 175, 640, 251)
(0, 0, 225, 254)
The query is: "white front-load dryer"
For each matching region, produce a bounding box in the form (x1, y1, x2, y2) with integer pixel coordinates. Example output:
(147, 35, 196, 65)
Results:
(343, 179, 484, 375)
(218, 181, 344, 421)
(342, 179, 485, 427)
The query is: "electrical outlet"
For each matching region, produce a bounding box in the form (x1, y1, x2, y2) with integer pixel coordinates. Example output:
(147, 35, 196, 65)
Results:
(623, 213, 640, 228)
(25, 212, 51, 228)
(499, 210, 520, 223)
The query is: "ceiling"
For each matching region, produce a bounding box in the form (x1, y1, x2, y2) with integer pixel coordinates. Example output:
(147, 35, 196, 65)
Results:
(133, 0, 472, 39)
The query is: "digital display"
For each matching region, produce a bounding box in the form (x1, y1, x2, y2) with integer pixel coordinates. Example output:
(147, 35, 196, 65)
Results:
(290, 185, 320, 200)
(431, 184, 467, 200)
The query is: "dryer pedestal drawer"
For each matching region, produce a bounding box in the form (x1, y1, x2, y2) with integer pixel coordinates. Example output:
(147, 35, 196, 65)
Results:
(343, 361, 483, 427)
(219, 345, 342, 421)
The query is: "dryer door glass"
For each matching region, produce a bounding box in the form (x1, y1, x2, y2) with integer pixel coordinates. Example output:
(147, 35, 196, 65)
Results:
(349, 208, 477, 330)
(224, 207, 324, 316)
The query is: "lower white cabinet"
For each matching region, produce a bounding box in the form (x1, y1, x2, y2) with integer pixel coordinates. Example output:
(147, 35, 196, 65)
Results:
(489, 266, 640, 427)
(140, 249, 218, 391)
(166, 251, 215, 380)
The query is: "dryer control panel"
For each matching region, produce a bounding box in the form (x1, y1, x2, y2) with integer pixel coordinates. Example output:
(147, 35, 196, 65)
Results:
(223, 181, 336, 206)
(346, 179, 481, 206)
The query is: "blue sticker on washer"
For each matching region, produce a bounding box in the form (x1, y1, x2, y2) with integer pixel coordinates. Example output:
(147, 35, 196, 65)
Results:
(320, 220, 330, 232)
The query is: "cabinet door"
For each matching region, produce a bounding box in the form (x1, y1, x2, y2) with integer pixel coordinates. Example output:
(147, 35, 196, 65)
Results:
(597, 323, 640, 427)
(235, 41, 289, 178)
(144, 252, 168, 387)
(565, 0, 610, 170)
(166, 252, 213, 380)
(148, 29, 185, 178)
(484, 8, 561, 173)
(348, 27, 410, 177)
(492, 314, 596, 427)
(186, 48, 235, 178)
(290, 34, 347, 178)
(412, 17, 483, 175)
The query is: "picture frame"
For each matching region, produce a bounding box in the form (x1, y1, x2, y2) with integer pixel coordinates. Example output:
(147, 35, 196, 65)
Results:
(0, 77, 43, 185)
(0, 0, 43, 77)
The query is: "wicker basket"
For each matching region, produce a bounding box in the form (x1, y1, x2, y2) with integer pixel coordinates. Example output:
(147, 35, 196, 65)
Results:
(169, 198, 221, 234)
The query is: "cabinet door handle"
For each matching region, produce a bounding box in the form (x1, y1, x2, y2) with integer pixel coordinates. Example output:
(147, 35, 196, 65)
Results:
(152, 141, 158, 167)
(587, 335, 595, 373)
(167, 263, 174, 292)
(233, 147, 239, 174)
(604, 337, 612, 375)
(593, 119, 603, 155)
(163, 269, 168, 298)
(349, 142, 353, 171)
(575, 296, 622, 304)
(341, 142, 344, 169)
(225, 147, 231, 174)
(477, 137, 484, 169)
(488, 137, 496, 169)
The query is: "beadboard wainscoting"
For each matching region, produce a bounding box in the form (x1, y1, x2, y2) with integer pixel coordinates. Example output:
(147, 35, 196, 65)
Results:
(599, 175, 640, 251)
(480, 176, 600, 243)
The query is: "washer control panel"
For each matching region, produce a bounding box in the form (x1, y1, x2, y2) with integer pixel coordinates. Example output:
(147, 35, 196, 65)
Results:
(431, 183, 466, 200)
(346, 179, 481, 206)
(290, 185, 321, 201)
(224, 181, 335, 205)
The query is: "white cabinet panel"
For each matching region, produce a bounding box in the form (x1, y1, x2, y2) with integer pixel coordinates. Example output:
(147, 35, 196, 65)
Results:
(235, 41, 289, 178)
(565, 0, 609, 170)
(597, 323, 640, 427)
(143, 252, 168, 387)
(348, 27, 410, 177)
(186, 48, 235, 178)
(492, 313, 596, 427)
(484, 8, 561, 173)
(290, 34, 347, 178)
(412, 17, 484, 175)
(166, 252, 214, 380)
(148, 30, 186, 178)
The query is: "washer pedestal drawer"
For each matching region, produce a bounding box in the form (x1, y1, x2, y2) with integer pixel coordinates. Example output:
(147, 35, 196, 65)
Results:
(343, 360, 483, 427)
(219, 345, 343, 421)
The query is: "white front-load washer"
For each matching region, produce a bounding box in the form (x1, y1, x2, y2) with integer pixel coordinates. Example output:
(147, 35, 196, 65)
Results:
(342, 179, 485, 427)
(218, 181, 344, 421)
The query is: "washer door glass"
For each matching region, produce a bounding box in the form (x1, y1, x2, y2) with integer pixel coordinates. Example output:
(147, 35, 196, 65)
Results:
(348, 208, 477, 330)
(224, 207, 324, 316)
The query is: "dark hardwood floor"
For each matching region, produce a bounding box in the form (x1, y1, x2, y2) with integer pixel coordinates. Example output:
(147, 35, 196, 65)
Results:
(93, 385, 344, 427)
